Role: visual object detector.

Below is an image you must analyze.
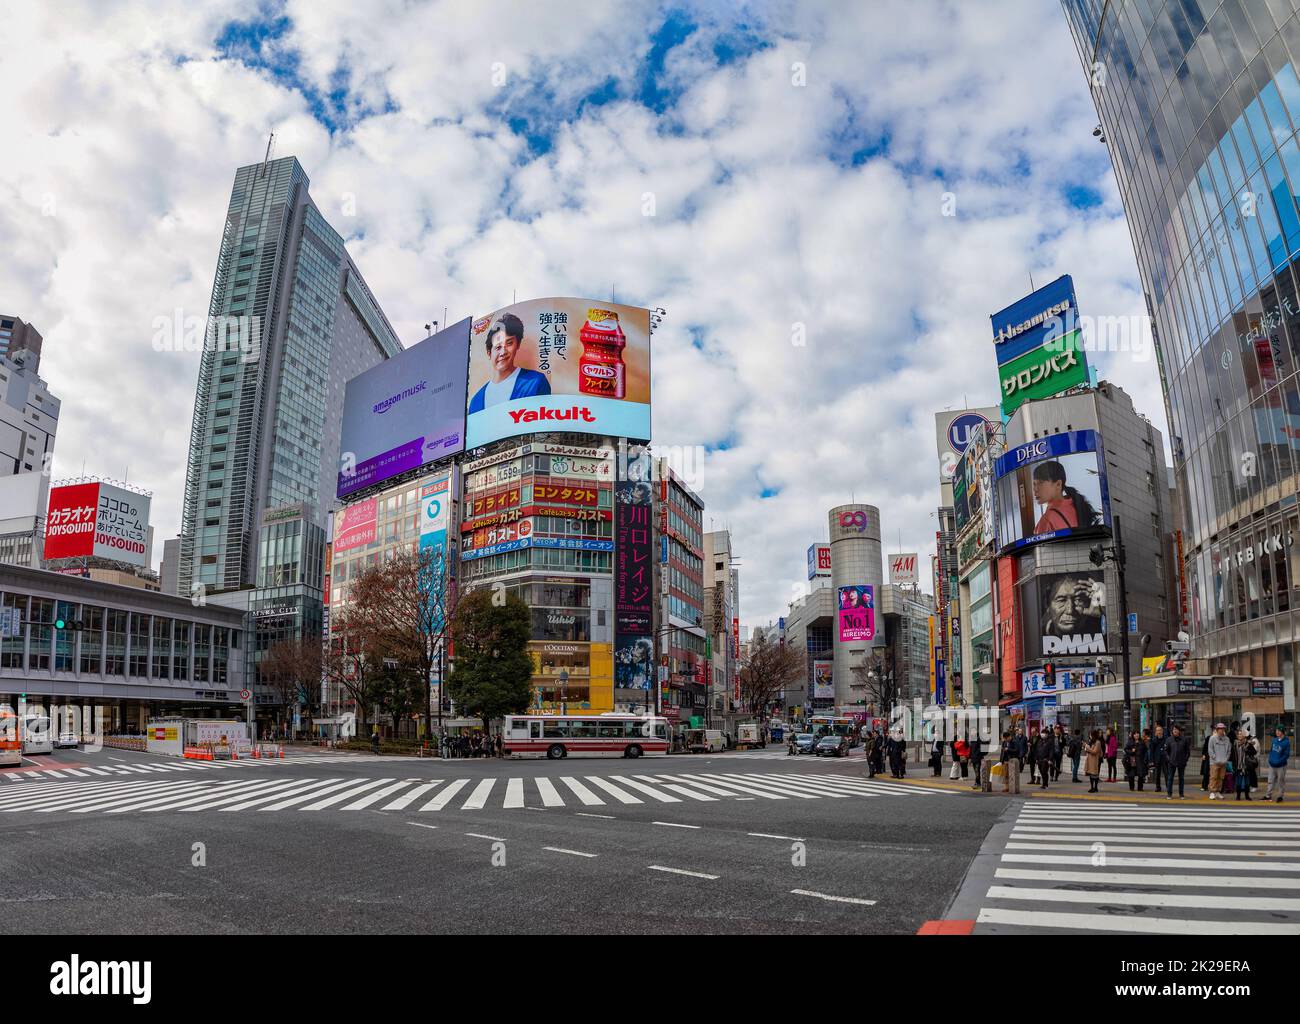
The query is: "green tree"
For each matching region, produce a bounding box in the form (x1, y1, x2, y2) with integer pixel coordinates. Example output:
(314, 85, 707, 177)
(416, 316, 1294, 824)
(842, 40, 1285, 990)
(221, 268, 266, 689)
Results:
(374, 659, 423, 739)
(447, 588, 533, 731)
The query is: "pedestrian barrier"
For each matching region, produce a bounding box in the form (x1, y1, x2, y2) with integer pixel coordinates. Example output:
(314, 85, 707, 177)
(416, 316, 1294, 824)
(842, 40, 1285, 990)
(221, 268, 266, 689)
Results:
(183, 746, 214, 760)
(252, 744, 284, 759)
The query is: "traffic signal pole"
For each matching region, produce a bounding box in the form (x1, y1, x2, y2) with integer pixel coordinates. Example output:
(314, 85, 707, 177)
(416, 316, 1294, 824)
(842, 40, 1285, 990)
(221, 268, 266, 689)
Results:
(1115, 515, 1133, 736)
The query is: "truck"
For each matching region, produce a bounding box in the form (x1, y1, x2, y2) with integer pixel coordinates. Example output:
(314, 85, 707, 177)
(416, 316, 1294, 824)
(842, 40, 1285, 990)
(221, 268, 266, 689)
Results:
(735, 722, 766, 749)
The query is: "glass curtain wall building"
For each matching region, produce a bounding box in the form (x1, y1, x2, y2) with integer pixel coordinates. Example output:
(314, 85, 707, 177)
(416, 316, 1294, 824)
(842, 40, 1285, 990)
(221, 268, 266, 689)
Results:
(1064, 1, 1300, 697)
(178, 155, 403, 597)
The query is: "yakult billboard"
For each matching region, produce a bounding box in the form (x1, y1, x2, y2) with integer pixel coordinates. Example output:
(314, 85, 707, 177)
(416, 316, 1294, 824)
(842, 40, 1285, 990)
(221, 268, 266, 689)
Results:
(43, 481, 151, 567)
(466, 298, 651, 448)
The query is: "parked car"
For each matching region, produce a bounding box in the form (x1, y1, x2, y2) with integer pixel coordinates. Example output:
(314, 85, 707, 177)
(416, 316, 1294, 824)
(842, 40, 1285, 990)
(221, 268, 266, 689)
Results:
(815, 735, 847, 758)
(793, 733, 817, 754)
(54, 731, 80, 749)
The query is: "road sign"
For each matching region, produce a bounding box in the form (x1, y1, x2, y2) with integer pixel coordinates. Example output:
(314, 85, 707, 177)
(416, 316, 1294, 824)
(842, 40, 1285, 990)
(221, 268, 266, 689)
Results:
(240, 689, 251, 701)
(1127, 612, 1138, 633)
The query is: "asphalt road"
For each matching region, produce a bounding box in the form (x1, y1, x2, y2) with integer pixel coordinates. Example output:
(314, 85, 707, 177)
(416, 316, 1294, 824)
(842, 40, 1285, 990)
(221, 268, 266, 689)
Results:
(0, 745, 1007, 934)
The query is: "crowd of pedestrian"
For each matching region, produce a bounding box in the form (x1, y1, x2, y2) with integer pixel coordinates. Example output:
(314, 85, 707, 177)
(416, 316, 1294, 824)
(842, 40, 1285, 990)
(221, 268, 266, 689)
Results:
(862, 729, 908, 779)
(438, 733, 503, 758)
(929, 719, 1293, 802)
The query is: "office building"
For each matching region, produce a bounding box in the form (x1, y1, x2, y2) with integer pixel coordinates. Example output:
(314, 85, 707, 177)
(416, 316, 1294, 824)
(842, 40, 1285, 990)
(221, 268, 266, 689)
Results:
(703, 529, 739, 720)
(0, 314, 43, 371)
(655, 461, 706, 729)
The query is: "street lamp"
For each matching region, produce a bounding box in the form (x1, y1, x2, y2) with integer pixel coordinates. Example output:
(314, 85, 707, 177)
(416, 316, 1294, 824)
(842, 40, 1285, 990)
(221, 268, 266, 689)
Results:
(1090, 515, 1132, 735)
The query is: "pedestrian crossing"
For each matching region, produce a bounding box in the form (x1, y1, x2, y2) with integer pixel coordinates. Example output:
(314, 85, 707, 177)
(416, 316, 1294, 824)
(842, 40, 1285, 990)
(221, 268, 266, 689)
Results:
(973, 802, 1300, 935)
(0, 769, 955, 815)
(0, 752, 383, 784)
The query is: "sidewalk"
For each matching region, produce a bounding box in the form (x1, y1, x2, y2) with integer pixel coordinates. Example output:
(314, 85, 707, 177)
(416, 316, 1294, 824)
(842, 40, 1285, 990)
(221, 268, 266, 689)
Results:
(868, 763, 1292, 805)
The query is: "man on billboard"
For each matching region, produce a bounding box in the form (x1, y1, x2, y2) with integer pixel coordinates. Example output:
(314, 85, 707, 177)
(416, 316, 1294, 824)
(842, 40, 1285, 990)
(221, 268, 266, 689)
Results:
(468, 312, 551, 412)
(1041, 572, 1105, 655)
(1032, 460, 1102, 534)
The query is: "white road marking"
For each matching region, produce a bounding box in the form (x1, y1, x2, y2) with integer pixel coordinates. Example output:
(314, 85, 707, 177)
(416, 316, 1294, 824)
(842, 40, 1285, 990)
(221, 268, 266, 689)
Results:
(648, 865, 718, 880)
(543, 847, 598, 858)
(790, 889, 876, 906)
(260, 778, 371, 811)
(342, 780, 413, 811)
(460, 778, 496, 810)
(558, 776, 605, 805)
(221, 778, 346, 811)
(384, 783, 439, 810)
(1002, 852, 1300, 872)
(300, 778, 394, 812)
(609, 777, 680, 802)
(464, 832, 506, 842)
(976, 906, 1300, 934)
(750, 832, 804, 841)
(584, 776, 643, 804)
(994, 867, 1300, 888)
(406, 821, 439, 830)
(986, 885, 1300, 912)
(652, 821, 700, 829)
(533, 776, 565, 807)
(576, 812, 616, 819)
(503, 778, 525, 809)
(421, 779, 469, 810)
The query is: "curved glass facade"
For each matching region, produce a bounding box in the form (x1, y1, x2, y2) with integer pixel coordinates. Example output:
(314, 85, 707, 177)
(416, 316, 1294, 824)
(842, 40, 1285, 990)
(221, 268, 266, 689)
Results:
(1064, 0, 1300, 684)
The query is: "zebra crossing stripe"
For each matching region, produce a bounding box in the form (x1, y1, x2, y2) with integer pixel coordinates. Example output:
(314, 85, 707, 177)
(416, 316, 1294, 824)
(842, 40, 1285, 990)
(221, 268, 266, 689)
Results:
(557, 776, 604, 805)
(460, 779, 496, 810)
(607, 776, 680, 803)
(1010, 825, 1285, 839)
(421, 779, 469, 811)
(631, 775, 717, 801)
(381, 782, 439, 811)
(583, 776, 643, 804)
(342, 780, 413, 810)
(1002, 852, 1300, 872)
(300, 779, 394, 811)
(1007, 841, 1300, 858)
(80, 767, 110, 776)
(1010, 830, 1300, 846)
(76, 781, 230, 814)
(647, 774, 740, 798)
(995, 866, 1300, 889)
(259, 778, 373, 811)
(739, 774, 853, 798)
(712, 774, 818, 799)
(503, 778, 526, 809)
(7, 781, 183, 813)
(671, 774, 786, 800)
(43, 770, 66, 778)
(220, 779, 347, 811)
(986, 885, 1300, 911)
(532, 777, 565, 807)
(976, 906, 1300, 935)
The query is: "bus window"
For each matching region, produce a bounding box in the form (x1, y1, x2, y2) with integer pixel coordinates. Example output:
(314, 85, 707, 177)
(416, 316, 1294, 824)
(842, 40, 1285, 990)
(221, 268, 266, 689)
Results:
(568, 721, 597, 739)
(598, 723, 623, 738)
(542, 720, 568, 738)
(654, 723, 667, 739)
(530, 721, 542, 739)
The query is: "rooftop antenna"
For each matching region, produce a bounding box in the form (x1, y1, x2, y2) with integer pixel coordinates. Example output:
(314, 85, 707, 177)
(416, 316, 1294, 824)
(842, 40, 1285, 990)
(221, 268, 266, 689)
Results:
(1029, 270, 1036, 291)
(263, 130, 276, 165)
(443, 306, 448, 330)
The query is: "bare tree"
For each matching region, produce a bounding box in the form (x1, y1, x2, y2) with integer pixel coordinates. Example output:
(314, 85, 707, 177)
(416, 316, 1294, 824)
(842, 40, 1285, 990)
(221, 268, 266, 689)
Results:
(343, 546, 453, 741)
(737, 631, 803, 719)
(259, 637, 323, 738)
(325, 603, 381, 732)
(850, 652, 899, 717)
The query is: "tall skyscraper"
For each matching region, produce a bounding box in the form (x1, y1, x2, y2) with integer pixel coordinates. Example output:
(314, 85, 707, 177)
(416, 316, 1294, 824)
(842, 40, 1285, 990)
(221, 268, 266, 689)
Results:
(178, 155, 403, 597)
(0, 315, 44, 372)
(1064, 3, 1300, 711)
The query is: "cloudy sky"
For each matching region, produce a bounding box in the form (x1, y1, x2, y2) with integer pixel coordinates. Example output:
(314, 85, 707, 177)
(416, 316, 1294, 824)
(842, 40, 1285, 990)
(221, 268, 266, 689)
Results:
(3, 0, 1162, 628)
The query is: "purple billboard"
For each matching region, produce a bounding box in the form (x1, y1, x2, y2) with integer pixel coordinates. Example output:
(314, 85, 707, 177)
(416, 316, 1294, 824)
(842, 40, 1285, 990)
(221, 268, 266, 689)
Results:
(337, 318, 470, 499)
(837, 585, 875, 643)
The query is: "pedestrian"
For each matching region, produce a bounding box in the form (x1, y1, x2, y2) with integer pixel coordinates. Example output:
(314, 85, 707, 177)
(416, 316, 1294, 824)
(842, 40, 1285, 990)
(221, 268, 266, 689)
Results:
(999, 730, 1021, 795)
(1165, 723, 1190, 798)
(1200, 730, 1211, 791)
(1123, 730, 1148, 791)
(1051, 723, 1065, 781)
(1035, 729, 1053, 789)
(1207, 722, 1232, 800)
(929, 735, 944, 776)
(1026, 729, 1037, 785)
(370, 729, 381, 756)
(887, 733, 904, 779)
(1149, 723, 1167, 789)
(1067, 729, 1082, 782)
(1266, 724, 1291, 803)
(953, 736, 969, 779)
(1105, 727, 1119, 782)
(1083, 729, 1103, 793)
(968, 733, 984, 790)
(1234, 728, 1257, 801)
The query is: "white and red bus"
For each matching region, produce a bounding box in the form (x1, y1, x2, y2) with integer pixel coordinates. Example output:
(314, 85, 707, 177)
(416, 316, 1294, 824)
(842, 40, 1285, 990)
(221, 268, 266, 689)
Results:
(0, 706, 21, 768)
(503, 714, 669, 759)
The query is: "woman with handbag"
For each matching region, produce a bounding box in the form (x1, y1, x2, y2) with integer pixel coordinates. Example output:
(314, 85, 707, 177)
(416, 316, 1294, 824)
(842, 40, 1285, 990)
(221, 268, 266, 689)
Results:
(1235, 729, 1258, 800)
(1084, 730, 1104, 793)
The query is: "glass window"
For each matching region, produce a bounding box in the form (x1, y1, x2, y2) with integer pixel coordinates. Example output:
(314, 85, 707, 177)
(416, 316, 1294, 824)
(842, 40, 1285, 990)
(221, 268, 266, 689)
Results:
(1, 593, 25, 669)
(152, 617, 172, 679)
(129, 612, 150, 677)
(80, 606, 103, 675)
(29, 597, 53, 671)
(105, 609, 127, 676)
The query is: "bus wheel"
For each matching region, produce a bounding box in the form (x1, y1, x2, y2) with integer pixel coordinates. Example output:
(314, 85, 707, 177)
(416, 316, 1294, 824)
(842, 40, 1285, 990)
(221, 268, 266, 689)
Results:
(547, 744, 565, 760)
(626, 745, 642, 759)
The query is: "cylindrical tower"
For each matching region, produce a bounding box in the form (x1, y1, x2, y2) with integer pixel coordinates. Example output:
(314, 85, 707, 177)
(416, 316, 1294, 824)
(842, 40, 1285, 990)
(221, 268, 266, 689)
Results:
(829, 504, 884, 710)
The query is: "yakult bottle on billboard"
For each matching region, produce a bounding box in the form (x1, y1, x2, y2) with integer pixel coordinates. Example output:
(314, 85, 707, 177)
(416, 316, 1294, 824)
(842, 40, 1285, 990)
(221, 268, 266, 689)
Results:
(578, 308, 627, 399)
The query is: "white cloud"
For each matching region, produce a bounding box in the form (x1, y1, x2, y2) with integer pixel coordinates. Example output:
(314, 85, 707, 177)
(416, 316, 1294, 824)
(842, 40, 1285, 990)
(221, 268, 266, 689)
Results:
(1, 1, 1162, 627)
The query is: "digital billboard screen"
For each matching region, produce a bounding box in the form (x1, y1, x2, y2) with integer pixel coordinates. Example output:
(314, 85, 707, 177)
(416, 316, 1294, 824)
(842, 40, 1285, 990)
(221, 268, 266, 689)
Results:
(836, 585, 875, 643)
(466, 298, 651, 448)
(614, 444, 654, 688)
(337, 318, 471, 499)
(1037, 570, 1107, 656)
(995, 430, 1109, 552)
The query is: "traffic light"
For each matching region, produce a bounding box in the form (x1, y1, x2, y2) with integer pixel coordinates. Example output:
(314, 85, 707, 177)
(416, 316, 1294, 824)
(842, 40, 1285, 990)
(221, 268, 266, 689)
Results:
(54, 618, 84, 631)
(1043, 662, 1055, 690)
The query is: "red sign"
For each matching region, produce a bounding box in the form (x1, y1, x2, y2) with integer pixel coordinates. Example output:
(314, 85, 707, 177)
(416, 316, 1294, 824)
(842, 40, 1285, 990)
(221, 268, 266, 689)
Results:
(334, 498, 378, 554)
(817, 547, 831, 572)
(43, 482, 101, 560)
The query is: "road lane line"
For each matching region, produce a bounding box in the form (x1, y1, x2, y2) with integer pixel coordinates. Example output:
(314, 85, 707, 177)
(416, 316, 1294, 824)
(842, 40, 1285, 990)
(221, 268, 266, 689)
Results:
(652, 821, 700, 829)
(576, 812, 616, 819)
(465, 832, 506, 842)
(750, 832, 804, 841)
(543, 847, 598, 858)
(791, 889, 876, 906)
(406, 821, 438, 830)
(648, 865, 717, 880)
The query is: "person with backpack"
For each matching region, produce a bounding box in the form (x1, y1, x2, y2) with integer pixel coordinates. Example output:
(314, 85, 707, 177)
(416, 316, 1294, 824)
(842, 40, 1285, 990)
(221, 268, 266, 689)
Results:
(1267, 725, 1291, 803)
(1067, 729, 1083, 783)
(1083, 729, 1104, 793)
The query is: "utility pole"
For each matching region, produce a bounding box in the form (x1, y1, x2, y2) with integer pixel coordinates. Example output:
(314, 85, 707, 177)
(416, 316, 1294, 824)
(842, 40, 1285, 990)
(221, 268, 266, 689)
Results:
(1091, 516, 1132, 735)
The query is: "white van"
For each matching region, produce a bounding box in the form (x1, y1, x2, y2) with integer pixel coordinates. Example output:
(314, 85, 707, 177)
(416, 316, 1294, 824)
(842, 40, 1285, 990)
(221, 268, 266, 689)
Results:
(686, 729, 725, 753)
(22, 714, 53, 755)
